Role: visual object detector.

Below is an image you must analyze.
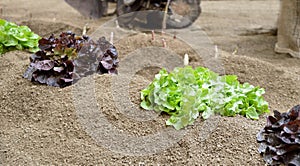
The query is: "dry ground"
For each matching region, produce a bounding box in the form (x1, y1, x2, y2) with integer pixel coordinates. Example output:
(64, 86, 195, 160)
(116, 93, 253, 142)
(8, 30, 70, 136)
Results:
(0, 0, 299, 165)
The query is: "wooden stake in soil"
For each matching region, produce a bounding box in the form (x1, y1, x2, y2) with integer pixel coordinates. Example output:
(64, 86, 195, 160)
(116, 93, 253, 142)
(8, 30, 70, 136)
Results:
(161, 30, 166, 37)
(232, 47, 238, 55)
(215, 45, 219, 58)
(297, 38, 300, 57)
(184, 53, 189, 66)
(162, 38, 167, 48)
(173, 31, 177, 39)
(115, 20, 120, 28)
(110, 32, 114, 45)
(162, 0, 171, 32)
(151, 30, 155, 40)
(82, 23, 89, 36)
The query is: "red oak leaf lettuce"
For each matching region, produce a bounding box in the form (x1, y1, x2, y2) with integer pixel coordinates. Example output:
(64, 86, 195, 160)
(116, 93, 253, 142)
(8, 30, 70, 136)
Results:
(257, 105, 300, 166)
(24, 31, 119, 87)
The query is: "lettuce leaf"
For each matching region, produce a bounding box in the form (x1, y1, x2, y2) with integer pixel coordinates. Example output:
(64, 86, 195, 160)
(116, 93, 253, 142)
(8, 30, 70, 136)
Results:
(257, 105, 300, 165)
(23, 32, 119, 88)
(0, 19, 41, 55)
(141, 66, 270, 130)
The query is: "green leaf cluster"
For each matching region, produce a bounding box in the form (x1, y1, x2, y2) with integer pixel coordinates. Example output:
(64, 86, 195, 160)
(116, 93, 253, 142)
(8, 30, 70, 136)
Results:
(141, 66, 270, 130)
(0, 19, 41, 55)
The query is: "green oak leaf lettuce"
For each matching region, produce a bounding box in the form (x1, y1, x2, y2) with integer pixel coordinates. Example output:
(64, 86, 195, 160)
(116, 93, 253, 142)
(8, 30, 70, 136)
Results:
(0, 19, 41, 55)
(141, 66, 269, 130)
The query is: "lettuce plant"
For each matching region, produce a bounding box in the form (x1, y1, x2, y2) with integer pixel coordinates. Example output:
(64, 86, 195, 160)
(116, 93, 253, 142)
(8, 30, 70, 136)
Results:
(24, 31, 119, 87)
(141, 66, 269, 130)
(257, 105, 300, 166)
(0, 19, 40, 54)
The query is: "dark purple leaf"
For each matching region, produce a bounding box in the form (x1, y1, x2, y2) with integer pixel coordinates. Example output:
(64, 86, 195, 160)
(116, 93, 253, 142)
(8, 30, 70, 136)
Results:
(53, 67, 64, 73)
(284, 124, 298, 134)
(63, 60, 74, 72)
(38, 38, 52, 51)
(102, 55, 113, 62)
(268, 146, 277, 154)
(295, 138, 300, 144)
(276, 148, 287, 156)
(108, 69, 118, 74)
(263, 154, 274, 164)
(35, 60, 54, 71)
(288, 154, 300, 166)
(267, 116, 277, 127)
(101, 60, 113, 70)
(61, 77, 73, 83)
(272, 155, 280, 161)
(46, 76, 60, 87)
(257, 130, 265, 142)
(24, 32, 119, 88)
(23, 65, 36, 80)
(274, 110, 281, 119)
(257, 105, 300, 165)
(36, 75, 47, 84)
(258, 142, 267, 153)
(113, 59, 119, 66)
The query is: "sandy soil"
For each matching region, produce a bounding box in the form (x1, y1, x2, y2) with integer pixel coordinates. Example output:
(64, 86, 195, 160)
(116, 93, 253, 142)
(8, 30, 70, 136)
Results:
(0, 0, 299, 165)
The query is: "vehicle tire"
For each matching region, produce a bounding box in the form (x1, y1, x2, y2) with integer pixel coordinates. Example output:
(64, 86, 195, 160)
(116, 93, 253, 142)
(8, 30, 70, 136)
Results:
(166, 0, 201, 28)
(116, 0, 145, 27)
(64, 0, 108, 18)
(116, 0, 144, 16)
